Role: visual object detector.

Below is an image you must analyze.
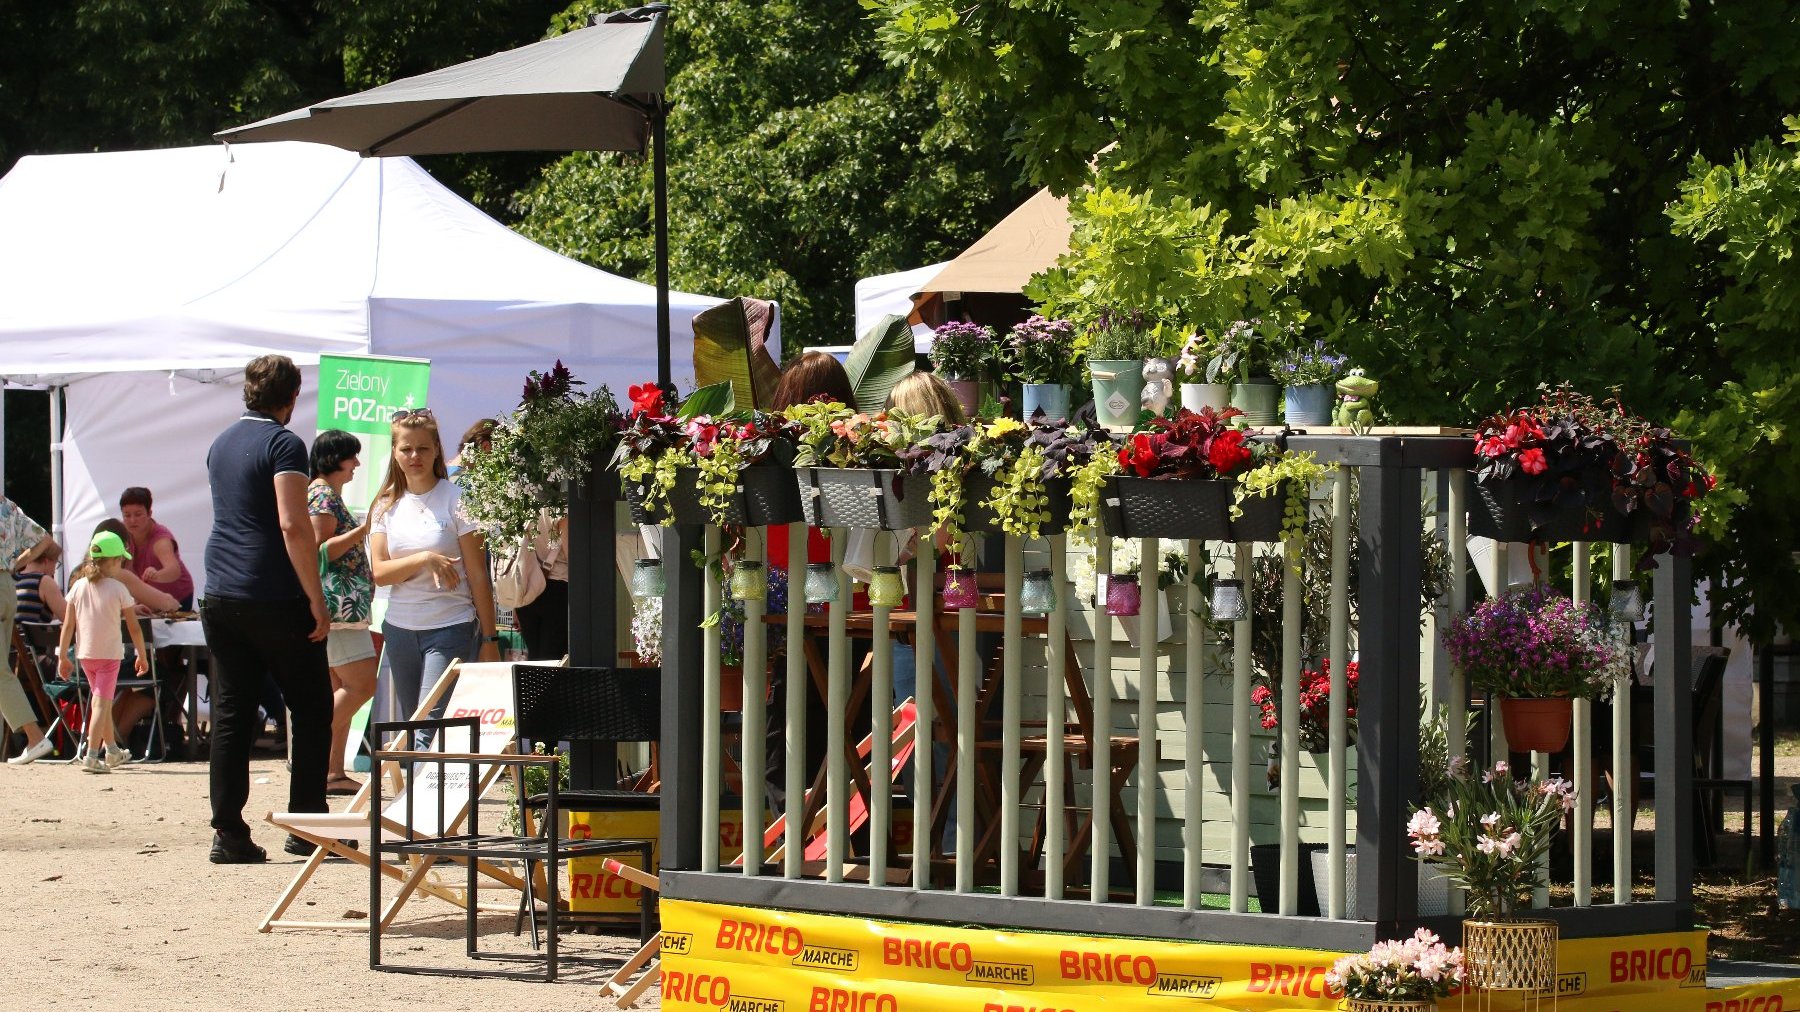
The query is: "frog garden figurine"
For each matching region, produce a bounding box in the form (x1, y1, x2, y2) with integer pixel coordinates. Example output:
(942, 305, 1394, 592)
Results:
(1333, 368, 1379, 431)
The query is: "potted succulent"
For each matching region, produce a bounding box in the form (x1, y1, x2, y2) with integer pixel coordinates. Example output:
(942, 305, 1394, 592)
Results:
(1175, 329, 1229, 414)
(461, 360, 625, 549)
(1086, 309, 1159, 432)
(1444, 585, 1623, 753)
(1326, 929, 1466, 1012)
(1468, 384, 1716, 551)
(929, 321, 997, 417)
(787, 400, 947, 530)
(1103, 407, 1280, 541)
(1007, 315, 1079, 421)
(1272, 338, 1349, 427)
(1408, 760, 1578, 991)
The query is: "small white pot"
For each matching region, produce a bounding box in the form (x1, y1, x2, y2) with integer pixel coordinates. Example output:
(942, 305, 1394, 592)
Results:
(1179, 382, 1230, 414)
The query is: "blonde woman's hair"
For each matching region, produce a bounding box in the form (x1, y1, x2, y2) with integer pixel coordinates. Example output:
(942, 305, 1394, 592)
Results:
(372, 412, 448, 521)
(887, 372, 967, 426)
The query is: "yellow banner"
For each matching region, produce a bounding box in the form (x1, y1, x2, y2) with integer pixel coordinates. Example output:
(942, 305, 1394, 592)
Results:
(564, 812, 745, 914)
(661, 898, 1797, 1012)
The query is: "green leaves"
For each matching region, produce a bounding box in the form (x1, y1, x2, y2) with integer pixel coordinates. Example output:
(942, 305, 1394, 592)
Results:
(676, 382, 737, 421)
(692, 297, 781, 411)
(845, 314, 918, 415)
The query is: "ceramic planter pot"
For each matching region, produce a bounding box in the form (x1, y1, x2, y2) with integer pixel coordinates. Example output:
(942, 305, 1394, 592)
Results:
(1283, 383, 1335, 426)
(1312, 847, 1454, 919)
(719, 664, 744, 711)
(1179, 382, 1230, 414)
(1089, 359, 1145, 432)
(1249, 842, 1325, 917)
(1101, 476, 1287, 542)
(1230, 379, 1282, 427)
(1020, 382, 1072, 422)
(797, 467, 932, 531)
(945, 378, 982, 418)
(1498, 696, 1573, 753)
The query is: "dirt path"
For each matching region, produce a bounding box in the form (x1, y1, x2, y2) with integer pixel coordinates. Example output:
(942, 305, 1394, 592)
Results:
(3, 757, 641, 1009)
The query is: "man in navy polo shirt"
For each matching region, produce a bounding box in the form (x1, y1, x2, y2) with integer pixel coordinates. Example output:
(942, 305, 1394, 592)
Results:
(202, 354, 332, 864)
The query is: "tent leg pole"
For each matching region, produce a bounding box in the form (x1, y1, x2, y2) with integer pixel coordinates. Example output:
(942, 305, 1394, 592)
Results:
(49, 385, 63, 584)
(653, 97, 671, 391)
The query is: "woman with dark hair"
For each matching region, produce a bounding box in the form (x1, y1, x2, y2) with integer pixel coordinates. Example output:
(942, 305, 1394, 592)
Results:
(446, 417, 497, 478)
(119, 486, 195, 609)
(308, 429, 377, 793)
(770, 351, 855, 411)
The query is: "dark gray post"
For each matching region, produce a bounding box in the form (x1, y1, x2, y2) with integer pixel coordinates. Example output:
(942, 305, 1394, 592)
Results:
(1760, 647, 1776, 869)
(1354, 450, 1423, 930)
(660, 521, 706, 871)
(566, 454, 619, 788)
(1652, 554, 1694, 907)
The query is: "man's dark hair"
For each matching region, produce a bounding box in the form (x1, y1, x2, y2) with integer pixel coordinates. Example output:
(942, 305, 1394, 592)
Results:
(243, 354, 302, 412)
(310, 429, 362, 479)
(119, 486, 153, 511)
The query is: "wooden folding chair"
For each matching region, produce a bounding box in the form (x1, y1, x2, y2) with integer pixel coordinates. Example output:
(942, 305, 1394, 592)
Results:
(597, 858, 664, 1008)
(258, 659, 551, 931)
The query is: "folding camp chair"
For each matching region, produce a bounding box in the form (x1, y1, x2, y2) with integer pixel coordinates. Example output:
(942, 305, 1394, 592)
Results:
(17, 621, 84, 759)
(258, 659, 545, 932)
(597, 858, 664, 1007)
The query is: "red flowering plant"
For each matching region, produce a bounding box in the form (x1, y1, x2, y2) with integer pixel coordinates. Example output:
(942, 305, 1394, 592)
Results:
(1251, 658, 1359, 753)
(1115, 406, 1261, 480)
(1472, 384, 1716, 556)
(609, 380, 768, 526)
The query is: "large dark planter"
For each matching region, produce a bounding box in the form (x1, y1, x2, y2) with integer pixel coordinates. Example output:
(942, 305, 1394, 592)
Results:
(797, 467, 932, 531)
(1101, 476, 1286, 542)
(626, 464, 805, 527)
(1468, 475, 1629, 544)
(1250, 841, 1324, 917)
(963, 472, 1074, 537)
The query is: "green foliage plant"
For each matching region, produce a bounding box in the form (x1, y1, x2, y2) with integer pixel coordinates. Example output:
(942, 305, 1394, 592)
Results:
(503, 741, 571, 835)
(1408, 760, 1577, 917)
(1232, 450, 1335, 559)
(1084, 308, 1162, 363)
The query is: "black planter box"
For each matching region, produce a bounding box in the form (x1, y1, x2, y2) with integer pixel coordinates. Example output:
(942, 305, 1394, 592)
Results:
(624, 465, 803, 527)
(1467, 475, 1630, 544)
(1249, 841, 1325, 917)
(798, 467, 932, 531)
(1101, 476, 1286, 542)
(963, 472, 1074, 537)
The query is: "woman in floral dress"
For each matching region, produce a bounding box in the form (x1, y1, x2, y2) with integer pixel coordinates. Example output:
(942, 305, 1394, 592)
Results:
(308, 429, 376, 794)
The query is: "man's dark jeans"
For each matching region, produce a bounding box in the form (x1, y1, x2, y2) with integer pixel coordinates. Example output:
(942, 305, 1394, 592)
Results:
(201, 595, 330, 838)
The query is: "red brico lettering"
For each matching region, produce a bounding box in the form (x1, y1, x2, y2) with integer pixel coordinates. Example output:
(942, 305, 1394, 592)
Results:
(983, 1004, 1072, 1012)
(1058, 950, 1157, 985)
(807, 988, 897, 1012)
(716, 918, 805, 956)
(568, 872, 643, 900)
(882, 938, 974, 971)
(665, 971, 732, 1006)
(1610, 947, 1694, 983)
(1247, 963, 1340, 999)
(446, 706, 507, 724)
(1707, 1000, 1784, 1012)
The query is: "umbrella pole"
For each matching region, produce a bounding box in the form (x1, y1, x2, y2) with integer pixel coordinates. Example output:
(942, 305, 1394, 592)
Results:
(653, 96, 671, 391)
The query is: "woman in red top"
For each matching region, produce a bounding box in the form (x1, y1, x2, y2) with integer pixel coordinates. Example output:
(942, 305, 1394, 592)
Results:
(119, 486, 195, 609)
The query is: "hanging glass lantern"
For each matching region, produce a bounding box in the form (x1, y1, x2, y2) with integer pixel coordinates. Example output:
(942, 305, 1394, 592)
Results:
(804, 562, 841, 605)
(1020, 569, 1056, 616)
(942, 568, 980, 610)
(1210, 578, 1248, 622)
(1105, 573, 1141, 617)
(730, 559, 767, 603)
(631, 558, 665, 599)
(1609, 579, 1643, 623)
(869, 565, 906, 609)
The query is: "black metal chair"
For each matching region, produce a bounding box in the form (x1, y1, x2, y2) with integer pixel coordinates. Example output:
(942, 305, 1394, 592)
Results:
(368, 715, 651, 982)
(511, 664, 661, 939)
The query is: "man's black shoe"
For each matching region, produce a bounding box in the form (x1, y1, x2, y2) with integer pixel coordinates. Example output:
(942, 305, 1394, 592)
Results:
(283, 834, 316, 857)
(210, 832, 267, 864)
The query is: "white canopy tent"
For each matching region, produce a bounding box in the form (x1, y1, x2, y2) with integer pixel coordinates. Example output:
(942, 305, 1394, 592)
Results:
(0, 141, 728, 592)
(853, 262, 947, 351)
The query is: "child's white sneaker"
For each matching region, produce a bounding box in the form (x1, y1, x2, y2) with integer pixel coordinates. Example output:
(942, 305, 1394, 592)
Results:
(104, 745, 130, 769)
(79, 753, 110, 774)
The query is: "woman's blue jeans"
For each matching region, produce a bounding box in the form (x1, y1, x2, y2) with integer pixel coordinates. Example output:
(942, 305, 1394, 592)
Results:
(378, 620, 480, 751)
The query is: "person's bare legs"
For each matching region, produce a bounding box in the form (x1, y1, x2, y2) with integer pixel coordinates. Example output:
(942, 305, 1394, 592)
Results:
(326, 655, 377, 783)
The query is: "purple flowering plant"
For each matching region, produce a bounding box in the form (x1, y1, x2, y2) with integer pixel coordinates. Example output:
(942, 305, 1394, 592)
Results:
(929, 320, 998, 380)
(1271, 339, 1349, 387)
(1443, 585, 1623, 700)
(1006, 315, 1079, 386)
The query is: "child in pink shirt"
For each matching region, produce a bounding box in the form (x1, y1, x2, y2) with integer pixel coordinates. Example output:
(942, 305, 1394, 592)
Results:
(59, 530, 148, 773)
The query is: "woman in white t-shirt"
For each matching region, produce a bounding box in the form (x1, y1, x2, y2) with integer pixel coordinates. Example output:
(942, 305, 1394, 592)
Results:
(368, 409, 500, 740)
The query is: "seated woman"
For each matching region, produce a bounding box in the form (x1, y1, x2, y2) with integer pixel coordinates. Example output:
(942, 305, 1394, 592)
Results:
(14, 539, 66, 624)
(119, 487, 195, 610)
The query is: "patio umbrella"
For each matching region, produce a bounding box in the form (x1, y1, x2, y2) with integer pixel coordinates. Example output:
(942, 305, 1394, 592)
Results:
(215, 4, 680, 386)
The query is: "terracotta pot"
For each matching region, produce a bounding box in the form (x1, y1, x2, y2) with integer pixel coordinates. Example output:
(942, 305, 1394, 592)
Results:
(719, 664, 743, 711)
(1498, 696, 1573, 753)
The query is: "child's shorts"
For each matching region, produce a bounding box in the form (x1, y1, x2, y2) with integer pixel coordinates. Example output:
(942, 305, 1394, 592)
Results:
(83, 658, 121, 698)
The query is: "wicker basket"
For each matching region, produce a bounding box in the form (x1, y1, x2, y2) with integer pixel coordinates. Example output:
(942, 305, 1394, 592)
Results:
(797, 467, 932, 530)
(1345, 1000, 1435, 1012)
(626, 465, 804, 527)
(1462, 917, 1558, 991)
(1467, 476, 1628, 544)
(1101, 475, 1287, 542)
(963, 472, 1074, 537)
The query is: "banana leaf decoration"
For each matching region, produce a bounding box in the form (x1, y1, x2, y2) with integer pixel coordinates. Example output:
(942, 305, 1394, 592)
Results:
(693, 296, 781, 410)
(845, 313, 917, 415)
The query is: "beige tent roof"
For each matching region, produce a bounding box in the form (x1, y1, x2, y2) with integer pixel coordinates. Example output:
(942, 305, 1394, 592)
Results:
(915, 187, 1071, 298)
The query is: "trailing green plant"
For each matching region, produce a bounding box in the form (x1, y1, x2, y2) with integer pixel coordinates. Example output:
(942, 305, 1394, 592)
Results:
(686, 412, 797, 527)
(460, 362, 624, 549)
(973, 417, 1105, 541)
(1068, 449, 1122, 536)
(1233, 450, 1335, 555)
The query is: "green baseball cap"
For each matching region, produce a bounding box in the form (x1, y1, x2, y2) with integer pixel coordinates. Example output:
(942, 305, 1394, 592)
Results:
(89, 530, 132, 560)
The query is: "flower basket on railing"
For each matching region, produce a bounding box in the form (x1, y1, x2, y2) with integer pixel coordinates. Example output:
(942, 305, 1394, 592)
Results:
(797, 467, 931, 530)
(631, 464, 802, 527)
(965, 472, 1073, 536)
(1103, 474, 1285, 541)
(1468, 385, 1713, 551)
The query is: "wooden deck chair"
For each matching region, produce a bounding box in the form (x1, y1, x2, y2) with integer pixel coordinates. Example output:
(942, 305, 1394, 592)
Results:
(258, 659, 547, 931)
(597, 858, 664, 1008)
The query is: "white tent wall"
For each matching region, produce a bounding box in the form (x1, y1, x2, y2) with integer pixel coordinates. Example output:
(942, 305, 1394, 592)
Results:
(853, 262, 947, 352)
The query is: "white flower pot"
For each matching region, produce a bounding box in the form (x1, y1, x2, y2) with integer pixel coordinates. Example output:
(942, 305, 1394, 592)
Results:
(1312, 848, 1453, 918)
(1179, 382, 1230, 414)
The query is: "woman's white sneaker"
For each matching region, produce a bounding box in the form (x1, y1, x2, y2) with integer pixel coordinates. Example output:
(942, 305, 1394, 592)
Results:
(5, 737, 56, 765)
